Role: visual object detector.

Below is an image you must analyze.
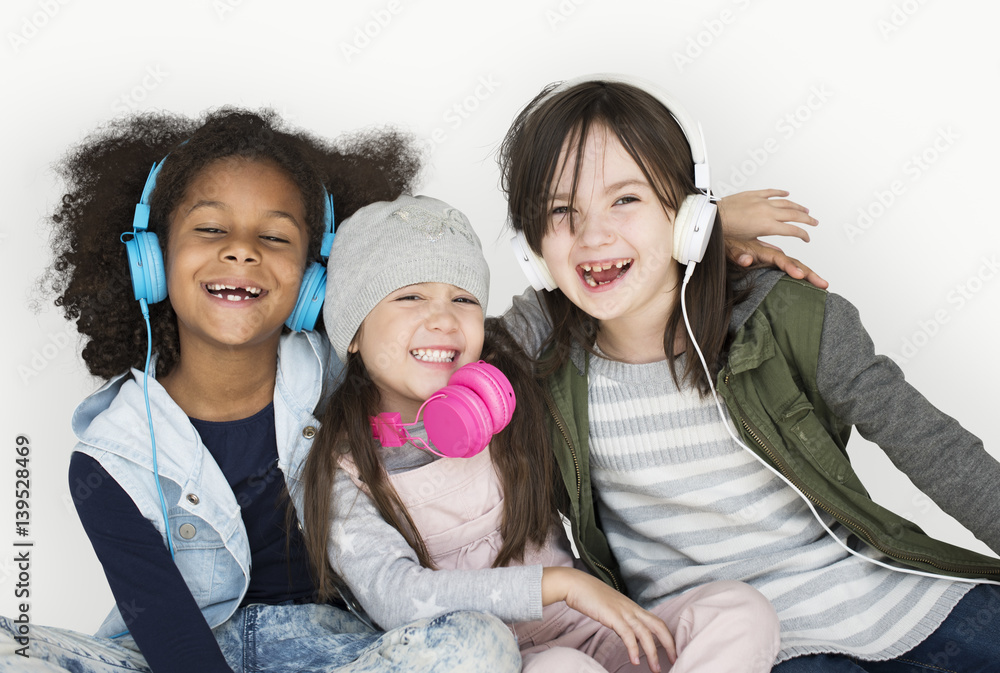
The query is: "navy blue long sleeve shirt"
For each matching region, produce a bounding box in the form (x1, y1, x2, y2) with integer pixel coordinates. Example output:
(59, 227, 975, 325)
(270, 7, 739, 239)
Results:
(70, 402, 318, 673)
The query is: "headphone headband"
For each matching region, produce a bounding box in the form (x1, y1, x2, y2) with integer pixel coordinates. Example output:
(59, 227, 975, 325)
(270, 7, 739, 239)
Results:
(509, 73, 718, 290)
(121, 149, 336, 331)
(535, 73, 711, 190)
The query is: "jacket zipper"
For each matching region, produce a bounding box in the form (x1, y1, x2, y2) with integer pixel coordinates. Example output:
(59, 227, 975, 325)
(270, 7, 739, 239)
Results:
(544, 395, 622, 592)
(545, 396, 581, 504)
(723, 373, 1000, 576)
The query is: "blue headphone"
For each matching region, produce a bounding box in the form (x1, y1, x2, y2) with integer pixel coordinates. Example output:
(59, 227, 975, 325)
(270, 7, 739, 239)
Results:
(121, 156, 336, 331)
(285, 191, 335, 332)
(116, 153, 335, 583)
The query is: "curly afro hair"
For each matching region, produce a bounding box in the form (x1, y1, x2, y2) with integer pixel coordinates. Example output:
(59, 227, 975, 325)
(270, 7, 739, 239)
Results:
(43, 108, 422, 380)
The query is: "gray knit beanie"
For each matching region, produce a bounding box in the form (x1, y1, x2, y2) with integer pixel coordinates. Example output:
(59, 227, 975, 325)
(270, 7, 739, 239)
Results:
(324, 194, 490, 362)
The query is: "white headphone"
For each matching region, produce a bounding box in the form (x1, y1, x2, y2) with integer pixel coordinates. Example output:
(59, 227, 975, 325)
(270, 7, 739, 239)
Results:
(509, 73, 717, 291)
(512, 73, 999, 588)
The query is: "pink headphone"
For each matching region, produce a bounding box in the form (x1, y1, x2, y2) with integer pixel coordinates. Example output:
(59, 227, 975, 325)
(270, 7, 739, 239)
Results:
(370, 361, 516, 458)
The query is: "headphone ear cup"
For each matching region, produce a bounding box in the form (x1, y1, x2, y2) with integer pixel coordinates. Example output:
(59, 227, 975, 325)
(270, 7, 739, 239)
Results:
(285, 262, 327, 332)
(124, 231, 167, 304)
(423, 386, 493, 458)
(510, 230, 557, 292)
(672, 194, 717, 266)
(423, 361, 517, 458)
(447, 361, 515, 433)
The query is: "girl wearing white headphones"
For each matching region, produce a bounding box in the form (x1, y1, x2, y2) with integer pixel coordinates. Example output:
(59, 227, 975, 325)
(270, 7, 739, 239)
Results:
(499, 75, 1000, 671)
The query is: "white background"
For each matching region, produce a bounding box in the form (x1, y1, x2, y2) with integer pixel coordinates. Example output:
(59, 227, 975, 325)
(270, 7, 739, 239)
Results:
(1, 0, 998, 634)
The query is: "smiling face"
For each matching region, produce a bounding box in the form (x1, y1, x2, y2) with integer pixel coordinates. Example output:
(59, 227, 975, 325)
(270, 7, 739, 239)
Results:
(163, 157, 309, 357)
(350, 282, 485, 422)
(540, 124, 681, 335)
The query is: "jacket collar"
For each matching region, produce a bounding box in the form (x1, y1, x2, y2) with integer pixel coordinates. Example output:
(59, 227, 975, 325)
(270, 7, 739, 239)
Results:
(72, 331, 331, 480)
(728, 268, 784, 335)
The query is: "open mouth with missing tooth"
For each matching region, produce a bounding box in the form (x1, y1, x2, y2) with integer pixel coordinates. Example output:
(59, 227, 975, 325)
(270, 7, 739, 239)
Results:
(580, 259, 633, 288)
(206, 283, 263, 302)
(411, 349, 456, 363)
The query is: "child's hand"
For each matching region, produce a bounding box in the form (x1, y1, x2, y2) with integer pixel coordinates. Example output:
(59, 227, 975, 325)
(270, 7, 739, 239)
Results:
(728, 238, 829, 289)
(542, 567, 676, 672)
(718, 189, 818, 242)
(719, 189, 829, 289)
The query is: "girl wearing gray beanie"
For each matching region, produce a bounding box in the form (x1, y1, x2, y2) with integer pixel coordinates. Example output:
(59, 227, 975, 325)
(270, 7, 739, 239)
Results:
(300, 194, 780, 673)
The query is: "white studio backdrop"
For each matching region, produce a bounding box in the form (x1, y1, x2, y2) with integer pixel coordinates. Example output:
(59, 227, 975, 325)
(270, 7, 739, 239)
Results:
(1, 0, 997, 633)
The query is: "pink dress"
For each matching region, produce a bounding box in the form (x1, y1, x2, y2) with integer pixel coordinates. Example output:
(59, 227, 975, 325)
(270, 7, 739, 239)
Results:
(342, 446, 780, 673)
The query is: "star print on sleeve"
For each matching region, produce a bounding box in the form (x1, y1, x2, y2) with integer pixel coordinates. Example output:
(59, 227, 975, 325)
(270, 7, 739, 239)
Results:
(328, 447, 548, 630)
(335, 523, 356, 555)
(410, 592, 447, 621)
(352, 581, 371, 602)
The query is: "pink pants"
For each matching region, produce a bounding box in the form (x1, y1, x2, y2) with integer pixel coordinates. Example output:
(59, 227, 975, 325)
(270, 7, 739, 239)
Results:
(516, 580, 779, 673)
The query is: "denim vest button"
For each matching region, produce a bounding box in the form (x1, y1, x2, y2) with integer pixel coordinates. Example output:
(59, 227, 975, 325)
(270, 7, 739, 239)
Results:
(179, 523, 197, 539)
(186, 493, 200, 505)
(302, 426, 317, 439)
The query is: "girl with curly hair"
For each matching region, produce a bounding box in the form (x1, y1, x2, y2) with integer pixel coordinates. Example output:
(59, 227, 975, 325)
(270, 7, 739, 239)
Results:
(0, 109, 521, 673)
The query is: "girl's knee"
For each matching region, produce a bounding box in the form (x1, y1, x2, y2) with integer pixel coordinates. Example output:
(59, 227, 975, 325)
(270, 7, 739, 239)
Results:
(710, 581, 779, 633)
(420, 611, 520, 672)
(725, 580, 774, 608)
(0, 618, 24, 659)
(361, 611, 519, 672)
(663, 583, 780, 673)
(694, 581, 774, 613)
(522, 646, 609, 673)
(667, 581, 779, 642)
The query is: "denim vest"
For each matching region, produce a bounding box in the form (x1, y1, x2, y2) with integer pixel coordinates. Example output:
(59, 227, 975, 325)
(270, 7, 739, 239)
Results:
(72, 331, 333, 640)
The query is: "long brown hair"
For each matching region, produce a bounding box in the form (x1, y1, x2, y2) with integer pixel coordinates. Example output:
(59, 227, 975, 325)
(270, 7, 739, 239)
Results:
(301, 317, 557, 602)
(499, 79, 748, 394)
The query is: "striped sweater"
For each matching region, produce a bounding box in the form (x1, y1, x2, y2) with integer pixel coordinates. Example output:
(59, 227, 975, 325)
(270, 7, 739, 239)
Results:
(501, 270, 998, 662)
(580, 345, 970, 662)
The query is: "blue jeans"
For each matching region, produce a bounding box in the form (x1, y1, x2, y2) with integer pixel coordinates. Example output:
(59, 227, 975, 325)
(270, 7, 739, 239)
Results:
(0, 603, 520, 672)
(771, 584, 1000, 672)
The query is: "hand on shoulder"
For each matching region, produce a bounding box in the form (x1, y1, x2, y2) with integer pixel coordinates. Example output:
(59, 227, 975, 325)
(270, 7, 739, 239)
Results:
(719, 189, 828, 289)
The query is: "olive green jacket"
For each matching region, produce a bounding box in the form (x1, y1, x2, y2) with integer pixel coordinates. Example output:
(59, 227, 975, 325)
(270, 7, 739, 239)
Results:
(543, 276, 1000, 590)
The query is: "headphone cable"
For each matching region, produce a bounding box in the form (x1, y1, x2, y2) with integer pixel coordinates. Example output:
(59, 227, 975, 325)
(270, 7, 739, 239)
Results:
(140, 298, 176, 560)
(679, 262, 996, 586)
